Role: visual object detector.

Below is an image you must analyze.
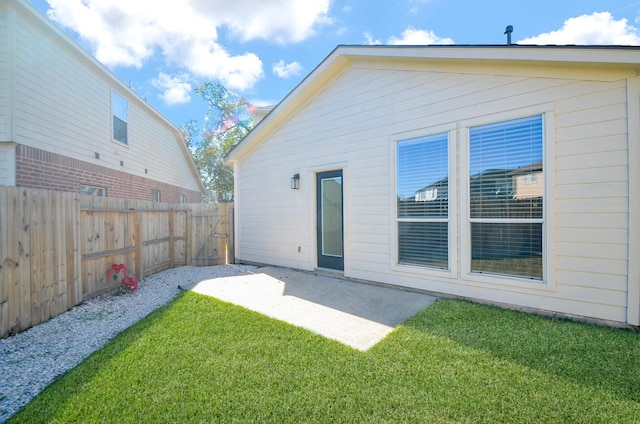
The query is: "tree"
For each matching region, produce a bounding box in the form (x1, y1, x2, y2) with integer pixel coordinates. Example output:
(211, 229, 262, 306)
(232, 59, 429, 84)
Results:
(181, 82, 254, 202)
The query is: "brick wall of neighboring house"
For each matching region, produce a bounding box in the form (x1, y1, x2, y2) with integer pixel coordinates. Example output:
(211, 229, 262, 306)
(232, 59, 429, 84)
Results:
(16, 145, 202, 203)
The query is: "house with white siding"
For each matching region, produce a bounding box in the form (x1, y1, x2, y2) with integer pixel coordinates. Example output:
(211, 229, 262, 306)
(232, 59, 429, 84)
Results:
(226, 44, 640, 327)
(0, 0, 205, 202)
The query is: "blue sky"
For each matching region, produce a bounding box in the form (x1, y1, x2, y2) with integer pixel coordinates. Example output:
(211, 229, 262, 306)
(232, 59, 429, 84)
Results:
(30, 0, 640, 129)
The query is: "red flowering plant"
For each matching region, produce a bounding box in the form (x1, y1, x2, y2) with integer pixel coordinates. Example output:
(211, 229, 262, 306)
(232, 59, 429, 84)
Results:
(108, 263, 139, 294)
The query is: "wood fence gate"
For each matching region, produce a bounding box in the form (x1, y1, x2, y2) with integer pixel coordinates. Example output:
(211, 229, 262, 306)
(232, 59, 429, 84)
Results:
(189, 203, 234, 267)
(0, 186, 233, 338)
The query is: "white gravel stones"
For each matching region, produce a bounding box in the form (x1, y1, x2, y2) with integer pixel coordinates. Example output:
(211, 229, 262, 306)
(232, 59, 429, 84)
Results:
(0, 264, 254, 423)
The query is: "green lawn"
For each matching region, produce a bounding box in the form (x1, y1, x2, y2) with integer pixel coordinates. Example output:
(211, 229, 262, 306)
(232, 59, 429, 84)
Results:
(10, 292, 640, 423)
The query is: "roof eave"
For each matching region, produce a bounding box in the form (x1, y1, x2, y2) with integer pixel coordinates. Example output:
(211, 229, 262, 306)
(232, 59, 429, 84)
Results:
(225, 44, 640, 163)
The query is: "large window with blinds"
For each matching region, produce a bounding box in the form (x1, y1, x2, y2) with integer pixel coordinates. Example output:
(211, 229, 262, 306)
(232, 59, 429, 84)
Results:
(397, 132, 449, 269)
(468, 115, 543, 280)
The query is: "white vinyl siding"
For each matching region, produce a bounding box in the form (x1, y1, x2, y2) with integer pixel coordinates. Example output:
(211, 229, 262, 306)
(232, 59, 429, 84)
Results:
(234, 56, 634, 324)
(0, 10, 9, 140)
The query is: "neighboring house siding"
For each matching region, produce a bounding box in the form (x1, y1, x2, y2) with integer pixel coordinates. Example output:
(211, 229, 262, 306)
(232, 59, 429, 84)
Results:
(0, 6, 9, 140)
(15, 144, 201, 202)
(235, 61, 632, 324)
(4, 1, 203, 198)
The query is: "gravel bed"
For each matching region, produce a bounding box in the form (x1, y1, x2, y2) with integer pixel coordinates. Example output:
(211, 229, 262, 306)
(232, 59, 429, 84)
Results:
(0, 264, 255, 423)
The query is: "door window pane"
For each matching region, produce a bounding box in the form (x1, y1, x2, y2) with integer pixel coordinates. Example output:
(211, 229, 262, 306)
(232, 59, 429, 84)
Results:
(321, 177, 343, 257)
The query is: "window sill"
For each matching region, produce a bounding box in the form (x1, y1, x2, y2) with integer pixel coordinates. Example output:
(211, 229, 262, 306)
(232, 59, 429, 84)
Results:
(462, 270, 551, 291)
(391, 262, 455, 279)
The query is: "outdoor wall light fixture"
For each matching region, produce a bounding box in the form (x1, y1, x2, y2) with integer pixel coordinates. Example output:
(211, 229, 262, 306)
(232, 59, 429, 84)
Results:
(291, 173, 300, 189)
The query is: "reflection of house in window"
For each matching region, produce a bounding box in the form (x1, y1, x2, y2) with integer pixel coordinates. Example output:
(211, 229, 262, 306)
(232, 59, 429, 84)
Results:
(416, 188, 437, 202)
(469, 169, 513, 200)
(510, 161, 543, 199)
(414, 177, 448, 202)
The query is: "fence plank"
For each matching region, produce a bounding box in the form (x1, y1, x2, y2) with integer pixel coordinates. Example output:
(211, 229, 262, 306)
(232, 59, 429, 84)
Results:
(226, 203, 235, 264)
(134, 212, 142, 280)
(53, 191, 65, 318)
(41, 190, 53, 324)
(168, 211, 174, 269)
(17, 188, 32, 333)
(186, 210, 193, 266)
(67, 192, 81, 309)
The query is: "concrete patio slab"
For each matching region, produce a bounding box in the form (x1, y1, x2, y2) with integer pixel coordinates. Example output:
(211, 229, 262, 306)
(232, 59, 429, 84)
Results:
(186, 266, 437, 351)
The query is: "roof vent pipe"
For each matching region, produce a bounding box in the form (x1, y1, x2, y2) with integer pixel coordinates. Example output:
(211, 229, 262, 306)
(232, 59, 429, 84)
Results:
(504, 25, 513, 45)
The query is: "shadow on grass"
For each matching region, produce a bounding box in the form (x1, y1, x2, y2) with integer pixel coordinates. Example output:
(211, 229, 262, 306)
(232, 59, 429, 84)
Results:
(403, 299, 640, 403)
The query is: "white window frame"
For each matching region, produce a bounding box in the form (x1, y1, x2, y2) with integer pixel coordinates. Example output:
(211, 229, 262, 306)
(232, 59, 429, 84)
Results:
(112, 91, 128, 144)
(151, 189, 161, 202)
(459, 106, 556, 290)
(391, 124, 457, 278)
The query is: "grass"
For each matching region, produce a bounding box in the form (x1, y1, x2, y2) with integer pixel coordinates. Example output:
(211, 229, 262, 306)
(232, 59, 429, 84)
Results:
(9, 292, 640, 423)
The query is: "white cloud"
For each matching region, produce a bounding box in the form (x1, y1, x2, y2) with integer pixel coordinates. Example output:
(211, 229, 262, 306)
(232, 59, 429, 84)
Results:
(272, 60, 304, 79)
(44, 0, 332, 91)
(518, 12, 640, 45)
(364, 27, 455, 46)
(152, 73, 192, 105)
(364, 32, 382, 45)
(191, 0, 333, 44)
(387, 27, 455, 45)
(407, 0, 431, 15)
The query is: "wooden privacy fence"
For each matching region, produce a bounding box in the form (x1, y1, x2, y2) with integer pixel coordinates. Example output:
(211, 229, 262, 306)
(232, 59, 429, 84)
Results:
(0, 186, 233, 339)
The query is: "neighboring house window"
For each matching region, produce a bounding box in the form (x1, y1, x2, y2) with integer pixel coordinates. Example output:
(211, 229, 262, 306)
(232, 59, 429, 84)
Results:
(468, 115, 543, 280)
(180, 195, 186, 204)
(80, 185, 106, 197)
(151, 189, 161, 202)
(112, 91, 128, 144)
(397, 132, 449, 269)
